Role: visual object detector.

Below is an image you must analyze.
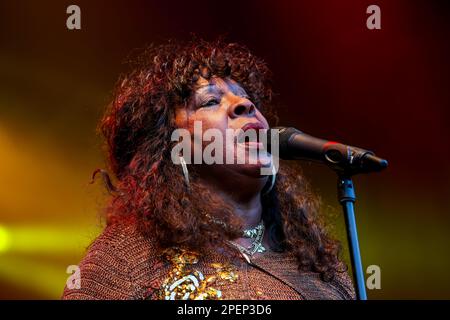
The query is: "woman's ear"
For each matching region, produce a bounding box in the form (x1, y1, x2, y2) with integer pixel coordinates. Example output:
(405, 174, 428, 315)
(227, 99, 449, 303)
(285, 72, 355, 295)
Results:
(174, 105, 190, 129)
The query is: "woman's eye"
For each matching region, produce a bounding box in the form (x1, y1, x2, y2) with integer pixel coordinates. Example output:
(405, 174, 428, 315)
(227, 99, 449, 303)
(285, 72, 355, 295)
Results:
(202, 99, 219, 107)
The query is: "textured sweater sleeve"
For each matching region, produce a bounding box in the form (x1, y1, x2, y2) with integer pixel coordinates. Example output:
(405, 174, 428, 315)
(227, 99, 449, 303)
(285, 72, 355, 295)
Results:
(332, 266, 357, 300)
(62, 224, 136, 300)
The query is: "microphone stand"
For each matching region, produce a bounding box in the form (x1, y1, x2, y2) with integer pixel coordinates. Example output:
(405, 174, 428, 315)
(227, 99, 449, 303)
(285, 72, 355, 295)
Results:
(268, 126, 388, 300)
(337, 175, 367, 300)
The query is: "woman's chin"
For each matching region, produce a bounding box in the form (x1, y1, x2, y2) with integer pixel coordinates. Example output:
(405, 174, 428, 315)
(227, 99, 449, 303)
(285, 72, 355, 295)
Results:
(231, 162, 271, 179)
(234, 143, 273, 169)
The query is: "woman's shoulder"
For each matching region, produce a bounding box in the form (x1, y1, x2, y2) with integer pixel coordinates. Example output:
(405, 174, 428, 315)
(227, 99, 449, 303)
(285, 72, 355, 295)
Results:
(62, 219, 160, 300)
(329, 264, 356, 300)
(90, 219, 155, 253)
(250, 250, 356, 300)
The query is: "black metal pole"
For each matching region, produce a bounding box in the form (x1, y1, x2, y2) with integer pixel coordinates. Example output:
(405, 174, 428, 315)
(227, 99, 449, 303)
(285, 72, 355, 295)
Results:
(337, 176, 367, 300)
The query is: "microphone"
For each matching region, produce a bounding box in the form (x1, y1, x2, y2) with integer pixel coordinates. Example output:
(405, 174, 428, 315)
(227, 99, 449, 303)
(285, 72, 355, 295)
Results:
(267, 127, 388, 174)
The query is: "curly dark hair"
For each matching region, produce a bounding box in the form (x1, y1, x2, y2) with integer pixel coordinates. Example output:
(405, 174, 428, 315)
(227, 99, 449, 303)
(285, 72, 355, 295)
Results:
(99, 38, 344, 281)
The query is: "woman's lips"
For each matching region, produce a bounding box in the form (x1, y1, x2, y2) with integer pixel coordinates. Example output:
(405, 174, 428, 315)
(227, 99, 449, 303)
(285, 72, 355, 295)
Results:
(236, 122, 267, 146)
(240, 122, 266, 132)
(238, 141, 263, 149)
(234, 124, 271, 165)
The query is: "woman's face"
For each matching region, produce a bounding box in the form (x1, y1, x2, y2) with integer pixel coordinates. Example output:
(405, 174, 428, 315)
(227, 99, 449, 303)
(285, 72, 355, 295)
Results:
(175, 76, 271, 181)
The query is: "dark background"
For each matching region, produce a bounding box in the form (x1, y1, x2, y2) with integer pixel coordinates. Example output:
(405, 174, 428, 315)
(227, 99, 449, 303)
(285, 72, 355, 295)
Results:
(0, 0, 449, 299)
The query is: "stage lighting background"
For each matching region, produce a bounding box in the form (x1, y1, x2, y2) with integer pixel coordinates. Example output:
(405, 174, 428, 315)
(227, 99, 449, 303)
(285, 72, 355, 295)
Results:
(0, 0, 449, 299)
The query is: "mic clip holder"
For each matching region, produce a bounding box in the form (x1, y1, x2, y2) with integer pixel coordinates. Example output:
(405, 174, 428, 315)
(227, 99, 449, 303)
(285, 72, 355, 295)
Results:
(323, 143, 387, 176)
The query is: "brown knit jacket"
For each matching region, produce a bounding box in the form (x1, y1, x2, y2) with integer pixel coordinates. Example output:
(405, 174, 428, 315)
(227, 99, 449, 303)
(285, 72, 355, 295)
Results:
(62, 221, 355, 300)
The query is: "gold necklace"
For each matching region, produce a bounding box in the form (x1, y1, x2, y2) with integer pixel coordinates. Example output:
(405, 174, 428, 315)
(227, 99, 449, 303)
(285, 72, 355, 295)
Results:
(228, 221, 266, 256)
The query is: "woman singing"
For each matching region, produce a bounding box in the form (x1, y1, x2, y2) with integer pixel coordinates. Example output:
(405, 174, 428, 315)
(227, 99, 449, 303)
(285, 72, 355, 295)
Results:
(62, 39, 355, 300)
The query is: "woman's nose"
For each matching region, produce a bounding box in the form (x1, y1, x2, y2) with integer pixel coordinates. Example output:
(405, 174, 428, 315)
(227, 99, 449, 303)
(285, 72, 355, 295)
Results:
(228, 97, 256, 118)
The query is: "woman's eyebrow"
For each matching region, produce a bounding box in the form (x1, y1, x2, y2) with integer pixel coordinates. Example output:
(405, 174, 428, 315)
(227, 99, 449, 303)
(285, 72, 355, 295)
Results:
(195, 85, 224, 96)
(192, 85, 222, 105)
(194, 82, 247, 100)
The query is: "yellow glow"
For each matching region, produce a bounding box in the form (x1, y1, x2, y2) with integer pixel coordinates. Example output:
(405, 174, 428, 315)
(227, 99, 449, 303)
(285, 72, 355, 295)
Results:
(0, 226, 11, 253)
(0, 225, 99, 255)
(0, 255, 71, 298)
(0, 124, 103, 298)
(0, 224, 99, 298)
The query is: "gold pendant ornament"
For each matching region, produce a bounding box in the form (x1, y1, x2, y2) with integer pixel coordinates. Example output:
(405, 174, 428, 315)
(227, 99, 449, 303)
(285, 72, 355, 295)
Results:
(157, 247, 238, 300)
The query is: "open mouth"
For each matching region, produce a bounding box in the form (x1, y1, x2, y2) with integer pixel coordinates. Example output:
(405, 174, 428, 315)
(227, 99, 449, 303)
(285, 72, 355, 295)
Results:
(236, 122, 267, 148)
